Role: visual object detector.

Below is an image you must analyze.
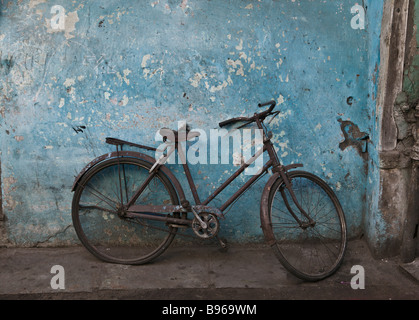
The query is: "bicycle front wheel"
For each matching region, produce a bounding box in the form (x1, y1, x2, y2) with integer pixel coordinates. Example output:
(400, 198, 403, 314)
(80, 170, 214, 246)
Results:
(72, 157, 180, 265)
(266, 171, 347, 281)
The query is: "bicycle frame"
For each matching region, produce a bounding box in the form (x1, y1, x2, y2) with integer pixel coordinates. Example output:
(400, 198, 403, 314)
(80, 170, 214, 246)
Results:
(124, 116, 310, 227)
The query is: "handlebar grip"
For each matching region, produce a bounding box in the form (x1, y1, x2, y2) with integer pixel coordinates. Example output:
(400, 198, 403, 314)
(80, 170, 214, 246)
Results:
(258, 100, 276, 108)
(219, 119, 233, 128)
(219, 116, 252, 128)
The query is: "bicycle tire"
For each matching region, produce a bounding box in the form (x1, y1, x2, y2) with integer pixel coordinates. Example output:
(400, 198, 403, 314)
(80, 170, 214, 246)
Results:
(264, 171, 347, 281)
(72, 157, 180, 264)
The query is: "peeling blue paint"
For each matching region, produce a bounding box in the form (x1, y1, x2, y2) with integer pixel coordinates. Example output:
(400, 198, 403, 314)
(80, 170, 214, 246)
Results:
(0, 0, 383, 245)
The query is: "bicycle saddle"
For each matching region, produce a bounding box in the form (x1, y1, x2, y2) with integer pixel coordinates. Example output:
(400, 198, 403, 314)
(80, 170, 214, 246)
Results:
(159, 127, 200, 142)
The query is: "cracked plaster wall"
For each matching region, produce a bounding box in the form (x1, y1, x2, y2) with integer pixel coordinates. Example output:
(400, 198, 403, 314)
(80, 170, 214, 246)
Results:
(0, 0, 383, 246)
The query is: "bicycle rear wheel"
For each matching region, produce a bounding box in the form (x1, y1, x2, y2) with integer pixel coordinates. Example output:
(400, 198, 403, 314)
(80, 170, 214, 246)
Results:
(72, 157, 180, 264)
(266, 171, 347, 281)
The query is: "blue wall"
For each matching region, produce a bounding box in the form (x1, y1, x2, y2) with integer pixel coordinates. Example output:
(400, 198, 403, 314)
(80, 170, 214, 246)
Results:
(0, 0, 383, 245)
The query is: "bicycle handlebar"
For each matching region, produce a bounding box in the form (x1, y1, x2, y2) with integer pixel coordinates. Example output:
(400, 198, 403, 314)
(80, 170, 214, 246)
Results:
(219, 100, 277, 128)
(258, 100, 276, 108)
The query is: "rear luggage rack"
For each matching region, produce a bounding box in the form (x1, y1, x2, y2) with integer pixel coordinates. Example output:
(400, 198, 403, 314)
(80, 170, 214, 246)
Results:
(106, 137, 157, 151)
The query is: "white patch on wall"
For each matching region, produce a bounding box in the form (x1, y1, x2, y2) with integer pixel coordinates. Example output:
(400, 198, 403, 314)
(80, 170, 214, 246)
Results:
(189, 72, 207, 87)
(63, 78, 75, 87)
(58, 98, 65, 108)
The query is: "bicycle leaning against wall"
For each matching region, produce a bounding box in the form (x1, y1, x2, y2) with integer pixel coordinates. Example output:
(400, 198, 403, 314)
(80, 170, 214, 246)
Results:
(71, 100, 347, 282)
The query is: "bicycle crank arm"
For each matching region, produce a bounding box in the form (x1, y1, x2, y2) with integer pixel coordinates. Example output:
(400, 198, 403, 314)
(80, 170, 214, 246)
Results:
(191, 207, 207, 229)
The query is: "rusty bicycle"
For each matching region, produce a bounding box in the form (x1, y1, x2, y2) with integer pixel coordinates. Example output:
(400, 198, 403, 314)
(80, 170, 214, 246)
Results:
(71, 100, 347, 281)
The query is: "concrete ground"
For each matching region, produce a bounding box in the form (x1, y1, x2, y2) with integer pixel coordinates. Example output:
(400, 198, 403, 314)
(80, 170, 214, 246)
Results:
(0, 239, 417, 300)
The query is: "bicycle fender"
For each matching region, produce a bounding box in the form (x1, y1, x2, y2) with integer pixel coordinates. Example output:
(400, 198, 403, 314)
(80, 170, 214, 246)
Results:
(260, 172, 282, 246)
(71, 151, 188, 204)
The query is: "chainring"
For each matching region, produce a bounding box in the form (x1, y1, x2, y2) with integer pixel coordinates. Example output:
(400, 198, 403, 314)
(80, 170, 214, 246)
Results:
(191, 212, 220, 239)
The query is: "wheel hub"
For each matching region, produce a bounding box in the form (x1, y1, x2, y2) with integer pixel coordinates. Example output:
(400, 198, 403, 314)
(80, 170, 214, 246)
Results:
(116, 204, 126, 218)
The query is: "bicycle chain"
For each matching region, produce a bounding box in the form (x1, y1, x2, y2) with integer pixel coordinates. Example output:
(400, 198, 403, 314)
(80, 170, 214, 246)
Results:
(124, 215, 199, 240)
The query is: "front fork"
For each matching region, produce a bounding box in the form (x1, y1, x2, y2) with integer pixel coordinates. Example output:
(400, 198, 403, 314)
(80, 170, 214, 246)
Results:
(275, 165, 316, 229)
(255, 115, 315, 229)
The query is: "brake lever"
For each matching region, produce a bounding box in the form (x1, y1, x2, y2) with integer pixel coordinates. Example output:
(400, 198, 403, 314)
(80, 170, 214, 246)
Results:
(234, 120, 254, 130)
(267, 111, 281, 125)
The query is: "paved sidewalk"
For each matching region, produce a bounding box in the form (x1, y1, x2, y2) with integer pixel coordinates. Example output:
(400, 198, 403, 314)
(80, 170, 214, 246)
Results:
(0, 240, 417, 300)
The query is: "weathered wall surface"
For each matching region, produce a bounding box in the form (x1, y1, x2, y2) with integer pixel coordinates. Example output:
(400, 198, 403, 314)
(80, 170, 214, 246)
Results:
(0, 0, 382, 246)
(402, 0, 419, 106)
(366, 0, 418, 258)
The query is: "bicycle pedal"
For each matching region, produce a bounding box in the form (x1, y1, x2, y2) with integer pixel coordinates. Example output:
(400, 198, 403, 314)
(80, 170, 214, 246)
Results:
(216, 237, 228, 252)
